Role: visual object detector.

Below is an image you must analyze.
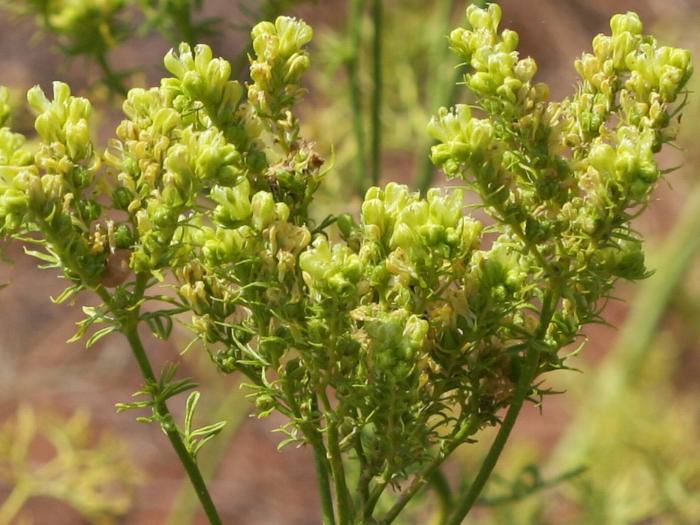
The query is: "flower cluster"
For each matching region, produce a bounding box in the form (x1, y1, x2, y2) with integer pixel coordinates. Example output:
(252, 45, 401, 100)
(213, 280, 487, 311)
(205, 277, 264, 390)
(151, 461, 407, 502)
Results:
(0, 82, 104, 282)
(0, 6, 692, 523)
(429, 5, 692, 361)
(248, 16, 313, 117)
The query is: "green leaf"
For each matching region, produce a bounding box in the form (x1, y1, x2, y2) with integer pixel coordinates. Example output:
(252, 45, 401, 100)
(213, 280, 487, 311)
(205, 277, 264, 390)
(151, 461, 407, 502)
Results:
(144, 311, 174, 340)
(50, 284, 83, 304)
(160, 377, 199, 401)
(184, 391, 200, 435)
(189, 421, 227, 439)
(115, 400, 152, 413)
(23, 247, 59, 265)
(86, 325, 118, 348)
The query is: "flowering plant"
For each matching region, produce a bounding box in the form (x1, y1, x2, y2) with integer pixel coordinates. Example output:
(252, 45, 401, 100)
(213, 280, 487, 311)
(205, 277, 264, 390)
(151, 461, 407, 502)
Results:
(0, 4, 692, 524)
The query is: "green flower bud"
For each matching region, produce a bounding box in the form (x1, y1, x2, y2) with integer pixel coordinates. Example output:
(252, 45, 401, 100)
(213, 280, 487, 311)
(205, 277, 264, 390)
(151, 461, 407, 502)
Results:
(211, 180, 252, 227)
(251, 191, 275, 231)
(179, 281, 210, 315)
(427, 188, 463, 228)
(202, 228, 247, 265)
(514, 58, 537, 82)
(361, 198, 387, 234)
(27, 82, 94, 163)
(610, 12, 643, 37)
(389, 222, 420, 252)
(65, 120, 91, 160)
(275, 17, 313, 58)
(164, 47, 188, 79)
(500, 30, 519, 54)
(612, 31, 637, 69)
(403, 315, 429, 357)
(299, 237, 361, 296)
(251, 21, 277, 58)
(588, 142, 616, 173)
(458, 217, 483, 251)
(284, 53, 311, 83)
(592, 34, 613, 60)
(26, 85, 50, 113)
(466, 4, 501, 33)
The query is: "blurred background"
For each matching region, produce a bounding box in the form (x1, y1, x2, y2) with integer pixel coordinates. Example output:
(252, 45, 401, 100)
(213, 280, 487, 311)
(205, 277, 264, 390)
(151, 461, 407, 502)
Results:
(0, 0, 699, 523)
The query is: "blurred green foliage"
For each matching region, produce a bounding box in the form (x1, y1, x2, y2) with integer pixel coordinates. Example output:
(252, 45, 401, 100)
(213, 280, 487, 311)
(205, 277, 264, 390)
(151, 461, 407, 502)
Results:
(0, 405, 141, 525)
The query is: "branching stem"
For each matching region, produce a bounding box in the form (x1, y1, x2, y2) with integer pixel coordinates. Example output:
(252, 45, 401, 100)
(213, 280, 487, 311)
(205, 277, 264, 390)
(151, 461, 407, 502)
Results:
(91, 282, 223, 525)
(444, 291, 557, 525)
(121, 321, 223, 525)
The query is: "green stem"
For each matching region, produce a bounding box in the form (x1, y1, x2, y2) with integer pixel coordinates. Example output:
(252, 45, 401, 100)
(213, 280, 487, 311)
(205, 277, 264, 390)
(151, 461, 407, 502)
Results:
(379, 418, 480, 525)
(282, 380, 336, 525)
(95, 51, 128, 97)
(428, 469, 453, 525)
(328, 426, 353, 524)
(122, 321, 223, 525)
(311, 395, 338, 525)
(172, 5, 197, 45)
(369, 0, 383, 187)
(444, 292, 557, 525)
(355, 432, 372, 519)
(346, 0, 368, 196)
(319, 392, 353, 525)
(364, 470, 390, 520)
(166, 387, 249, 525)
(40, 221, 219, 525)
(0, 482, 30, 525)
(416, 0, 458, 195)
(312, 436, 338, 525)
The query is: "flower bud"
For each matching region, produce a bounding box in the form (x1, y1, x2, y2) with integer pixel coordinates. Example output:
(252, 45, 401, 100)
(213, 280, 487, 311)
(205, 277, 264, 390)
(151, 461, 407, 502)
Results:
(514, 57, 537, 82)
(610, 12, 643, 37)
(251, 191, 276, 231)
(361, 198, 387, 233)
(500, 30, 519, 53)
(467, 3, 501, 33)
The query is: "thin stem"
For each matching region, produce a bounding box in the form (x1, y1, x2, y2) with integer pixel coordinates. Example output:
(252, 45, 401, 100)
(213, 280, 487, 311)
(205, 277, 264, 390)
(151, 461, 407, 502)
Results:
(428, 469, 453, 525)
(171, 5, 197, 45)
(354, 432, 372, 518)
(95, 52, 128, 97)
(122, 322, 223, 525)
(369, 0, 383, 187)
(444, 292, 557, 525)
(312, 436, 339, 525)
(364, 469, 390, 520)
(346, 0, 368, 196)
(319, 391, 353, 525)
(416, 0, 458, 195)
(166, 386, 249, 525)
(379, 418, 480, 525)
(282, 379, 336, 525)
(0, 483, 30, 525)
(310, 396, 338, 525)
(40, 211, 219, 525)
